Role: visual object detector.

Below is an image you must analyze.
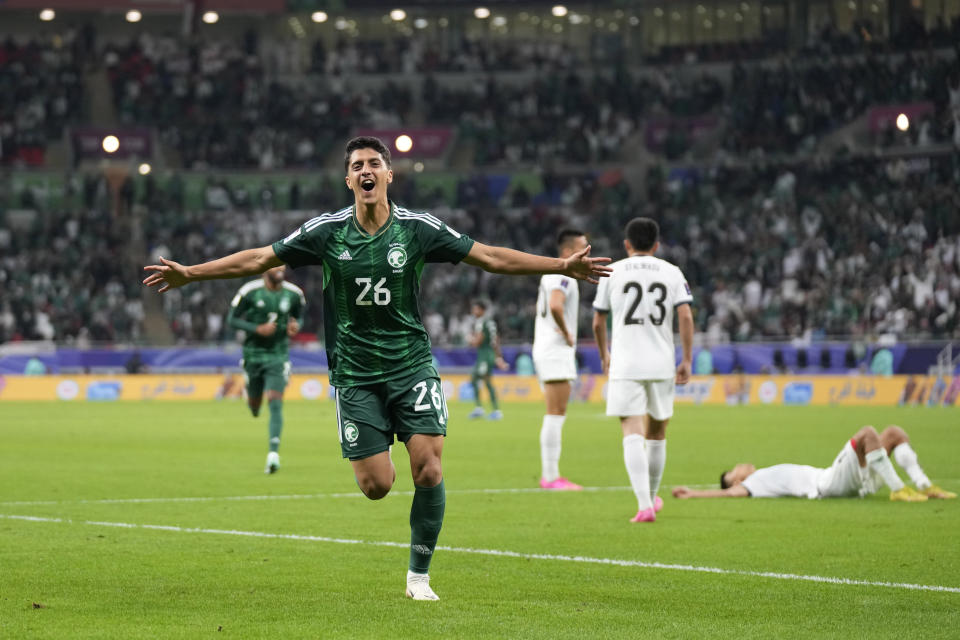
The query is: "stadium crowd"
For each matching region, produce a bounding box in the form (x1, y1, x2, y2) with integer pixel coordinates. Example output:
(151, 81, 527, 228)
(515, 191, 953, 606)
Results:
(101, 31, 959, 166)
(6, 150, 957, 346)
(104, 33, 409, 170)
(3, 17, 960, 346)
(648, 153, 960, 343)
(723, 50, 960, 155)
(0, 33, 88, 166)
(312, 35, 584, 75)
(3, 22, 958, 170)
(102, 31, 725, 168)
(0, 203, 144, 345)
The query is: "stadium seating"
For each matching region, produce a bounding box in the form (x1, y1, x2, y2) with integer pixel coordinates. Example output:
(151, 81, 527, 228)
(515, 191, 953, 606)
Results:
(0, 35, 88, 166)
(4, 153, 957, 345)
(1, 14, 959, 346)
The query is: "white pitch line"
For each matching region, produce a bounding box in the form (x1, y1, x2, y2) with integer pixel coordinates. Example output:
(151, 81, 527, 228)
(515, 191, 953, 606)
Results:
(0, 485, 641, 507)
(1, 513, 958, 595)
(4, 478, 953, 507)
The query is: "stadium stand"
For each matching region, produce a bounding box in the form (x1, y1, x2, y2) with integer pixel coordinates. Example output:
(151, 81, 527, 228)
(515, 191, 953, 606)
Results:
(4, 153, 957, 345)
(1, 6, 959, 346)
(0, 33, 89, 166)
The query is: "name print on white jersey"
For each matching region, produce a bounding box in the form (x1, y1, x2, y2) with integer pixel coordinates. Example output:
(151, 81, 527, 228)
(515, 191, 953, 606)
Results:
(593, 255, 693, 381)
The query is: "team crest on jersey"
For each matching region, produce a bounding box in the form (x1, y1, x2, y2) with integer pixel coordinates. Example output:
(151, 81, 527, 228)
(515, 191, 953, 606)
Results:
(279, 298, 290, 313)
(343, 422, 359, 443)
(387, 246, 408, 269)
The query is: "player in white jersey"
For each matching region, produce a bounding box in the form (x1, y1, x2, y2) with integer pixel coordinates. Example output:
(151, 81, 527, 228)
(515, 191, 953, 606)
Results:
(533, 229, 587, 491)
(593, 217, 694, 523)
(672, 424, 954, 501)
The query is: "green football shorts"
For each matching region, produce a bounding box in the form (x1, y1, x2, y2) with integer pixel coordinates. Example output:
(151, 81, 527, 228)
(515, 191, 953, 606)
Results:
(335, 368, 449, 460)
(472, 355, 495, 377)
(242, 359, 291, 398)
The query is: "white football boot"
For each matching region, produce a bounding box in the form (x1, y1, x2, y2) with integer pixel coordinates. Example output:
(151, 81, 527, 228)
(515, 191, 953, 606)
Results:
(405, 571, 439, 601)
(264, 451, 280, 474)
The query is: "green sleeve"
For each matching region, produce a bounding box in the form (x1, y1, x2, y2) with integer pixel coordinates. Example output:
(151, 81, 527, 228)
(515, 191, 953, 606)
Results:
(227, 309, 259, 333)
(422, 219, 475, 264)
(273, 217, 328, 268)
(227, 290, 259, 333)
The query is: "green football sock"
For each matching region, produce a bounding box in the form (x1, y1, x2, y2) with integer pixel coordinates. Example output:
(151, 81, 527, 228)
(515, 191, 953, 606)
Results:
(485, 378, 499, 410)
(471, 377, 482, 407)
(409, 480, 445, 574)
(267, 398, 283, 453)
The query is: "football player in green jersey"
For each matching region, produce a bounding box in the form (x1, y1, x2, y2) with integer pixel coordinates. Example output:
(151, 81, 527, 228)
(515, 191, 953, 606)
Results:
(226, 265, 306, 474)
(144, 136, 611, 601)
(468, 300, 508, 420)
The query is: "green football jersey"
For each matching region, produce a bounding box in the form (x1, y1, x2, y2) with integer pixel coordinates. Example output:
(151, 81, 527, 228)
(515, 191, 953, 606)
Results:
(474, 317, 498, 362)
(272, 202, 474, 387)
(228, 280, 306, 363)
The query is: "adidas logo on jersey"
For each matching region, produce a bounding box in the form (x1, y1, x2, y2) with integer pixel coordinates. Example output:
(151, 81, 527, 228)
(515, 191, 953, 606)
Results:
(338, 249, 352, 261)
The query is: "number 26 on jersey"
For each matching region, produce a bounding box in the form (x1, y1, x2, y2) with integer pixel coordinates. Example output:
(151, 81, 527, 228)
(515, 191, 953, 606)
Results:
(355, 277, 391, 306)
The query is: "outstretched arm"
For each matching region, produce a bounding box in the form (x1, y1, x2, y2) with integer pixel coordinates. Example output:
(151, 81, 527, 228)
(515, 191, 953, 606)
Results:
(462, 242, 611, 284)
(672, 485, 750, 499)
(143, 246, 283, 293)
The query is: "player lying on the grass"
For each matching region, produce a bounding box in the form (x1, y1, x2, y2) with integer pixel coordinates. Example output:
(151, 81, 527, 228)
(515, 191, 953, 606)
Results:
(672, 424, 955, 501)
(143, 136, 612, 602)
(226, 265, 305, 474)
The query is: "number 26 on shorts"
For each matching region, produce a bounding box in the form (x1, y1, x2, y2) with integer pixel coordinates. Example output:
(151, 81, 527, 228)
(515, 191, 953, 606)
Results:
(412, 380, 448, 425)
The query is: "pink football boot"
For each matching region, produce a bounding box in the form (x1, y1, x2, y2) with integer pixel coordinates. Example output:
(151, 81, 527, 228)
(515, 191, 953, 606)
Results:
(539, 477, 583, 491)
(630, 507, 656, 523)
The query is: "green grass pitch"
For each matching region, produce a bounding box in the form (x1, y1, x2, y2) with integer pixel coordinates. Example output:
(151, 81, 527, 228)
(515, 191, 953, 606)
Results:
(0, 400, 958, 638)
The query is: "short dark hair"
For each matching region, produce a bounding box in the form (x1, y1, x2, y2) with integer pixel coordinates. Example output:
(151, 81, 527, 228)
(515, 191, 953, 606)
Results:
(344, 136, 392, 172)
(472, 300, 488, 311)
(720, 470, 731, 490)
(556, 228, 586, 254)
(625, 217, 659, 252)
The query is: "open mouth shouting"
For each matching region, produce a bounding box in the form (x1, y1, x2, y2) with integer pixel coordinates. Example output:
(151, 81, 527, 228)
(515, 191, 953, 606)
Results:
(360, 179, 376, 192)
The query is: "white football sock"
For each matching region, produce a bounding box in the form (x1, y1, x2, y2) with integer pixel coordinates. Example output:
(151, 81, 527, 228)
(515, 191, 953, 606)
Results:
(646, 439, 666, 502)
(865, 448, 905, 492)
(623, 434, 652, 511)
(892, 443, 931, 490)
(539, 414, 565, 482)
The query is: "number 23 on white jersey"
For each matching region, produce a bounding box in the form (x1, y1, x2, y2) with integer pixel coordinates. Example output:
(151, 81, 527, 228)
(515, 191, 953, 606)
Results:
(593, 255, 692, 380)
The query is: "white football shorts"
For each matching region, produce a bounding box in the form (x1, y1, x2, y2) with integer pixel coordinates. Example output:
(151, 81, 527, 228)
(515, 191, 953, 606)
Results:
(816, 439, 871, 498)
(533, 348, 577, 384)
(605, 378, 675, 420)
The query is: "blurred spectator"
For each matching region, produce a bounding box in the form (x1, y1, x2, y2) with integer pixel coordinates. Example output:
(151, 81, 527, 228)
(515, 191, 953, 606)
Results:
(125, 350, 147, 374)
(723, 51, 958, 155)
(0, 204, 143, 343)
(0, 35, 86, 166)
(23, 357, 47, 375)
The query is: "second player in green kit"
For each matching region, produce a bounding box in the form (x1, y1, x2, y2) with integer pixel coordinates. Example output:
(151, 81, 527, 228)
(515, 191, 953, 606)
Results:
(468, 300, 508, 420)
(227, 266, 305, 474)
(143, 136, 612, 602)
